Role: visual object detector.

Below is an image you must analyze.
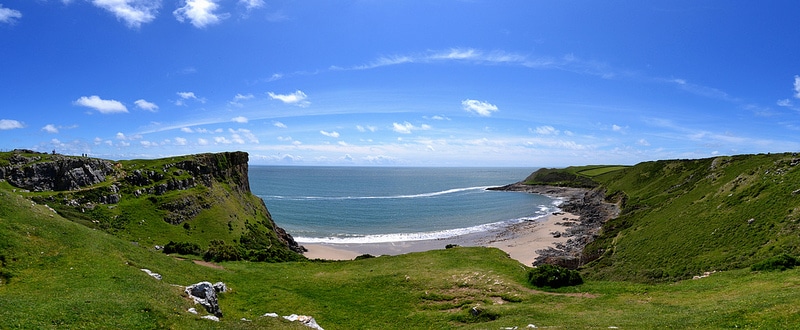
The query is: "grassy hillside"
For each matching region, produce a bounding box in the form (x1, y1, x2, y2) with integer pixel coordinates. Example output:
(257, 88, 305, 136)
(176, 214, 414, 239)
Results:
(582, 153, 800, 282)
(2, 186, 800, 328)
(0, 150, 303, 263)
(522, 165, 628, 188)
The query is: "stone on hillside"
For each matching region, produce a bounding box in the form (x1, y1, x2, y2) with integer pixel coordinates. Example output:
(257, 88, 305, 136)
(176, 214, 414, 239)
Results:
(140, 268, 162, 280)
(185, 281, 225, 317)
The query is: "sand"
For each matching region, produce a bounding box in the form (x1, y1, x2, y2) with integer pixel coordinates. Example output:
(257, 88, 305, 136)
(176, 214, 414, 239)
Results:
(301, 212, 578, 266)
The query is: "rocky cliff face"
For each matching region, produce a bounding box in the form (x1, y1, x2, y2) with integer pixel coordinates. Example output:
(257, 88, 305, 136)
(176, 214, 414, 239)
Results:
(0, 149, 305, 257)
(0, 151, 115, 192)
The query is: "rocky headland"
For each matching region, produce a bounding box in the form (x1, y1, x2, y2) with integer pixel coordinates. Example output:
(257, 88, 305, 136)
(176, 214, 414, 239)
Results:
(488, 182, 620, 268)
(0, 149, 305, 257)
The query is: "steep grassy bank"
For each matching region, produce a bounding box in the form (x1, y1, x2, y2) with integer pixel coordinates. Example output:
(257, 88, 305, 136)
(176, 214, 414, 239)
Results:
(0, 150, 304, 262)
(581, 153, 800, 282)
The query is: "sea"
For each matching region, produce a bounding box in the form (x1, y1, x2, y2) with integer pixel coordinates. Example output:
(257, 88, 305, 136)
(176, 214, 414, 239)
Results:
(249, 166, 560, 244)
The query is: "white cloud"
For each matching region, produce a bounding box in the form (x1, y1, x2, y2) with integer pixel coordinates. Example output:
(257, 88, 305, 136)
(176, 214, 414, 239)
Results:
(533, 126, 559, 135)
(42, 124, 59, 133)
(214, 136, 232, 144)
(134, 99, 158, 112)
(794, 75, 800, 99)
(180, 127, 194, 133)
(174, 0, 227, 28)
(356, 125, 377, 132)
(0, 119, 24, 130)
(231, 116, 248, 123)
(177, 91, 197, 99)
(91, 0, 160, 28)
(429, 115, 450, 121)
(230, 128, 258, 143)
(0, 5, 22, 24)
(392, 122, 431, 134)
(637, 139, 651, 146)
(612, 124, 624, 132)
(268, 90, 310, 107)
(238, 0, 264, 10)
(174, 137, 188, 145)
(197, 138, 209, 145)
(273, 121, 288, 128)
(777, 99, 793, 107)
(461, 99, 498, 117)
(74, 95, 128, 114)
(277, 136, 292, 141)
(116, 132, 127, 140)
(320, 130, 340, 138)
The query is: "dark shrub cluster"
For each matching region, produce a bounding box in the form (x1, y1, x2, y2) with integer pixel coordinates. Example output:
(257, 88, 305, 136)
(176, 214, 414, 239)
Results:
(163, 241, 203, 256)
(527, 264, 583, 288)
(751, 254, 798, 271)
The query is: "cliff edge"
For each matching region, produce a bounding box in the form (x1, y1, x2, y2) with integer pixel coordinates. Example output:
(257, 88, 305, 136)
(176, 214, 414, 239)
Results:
(0, 149, 305, 261)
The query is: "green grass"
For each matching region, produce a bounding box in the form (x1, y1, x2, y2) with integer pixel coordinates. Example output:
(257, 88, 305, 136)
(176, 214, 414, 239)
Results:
(4, 151, 800, 328)
(584, 153, 800, 282)
(2, 191, 799, 328)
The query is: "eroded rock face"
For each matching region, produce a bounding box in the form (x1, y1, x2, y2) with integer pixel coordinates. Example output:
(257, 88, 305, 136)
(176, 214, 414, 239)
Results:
(3, 155, 115, 192)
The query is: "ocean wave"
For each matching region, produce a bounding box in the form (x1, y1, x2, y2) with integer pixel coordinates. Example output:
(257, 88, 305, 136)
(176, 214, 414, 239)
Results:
(293, 213, 553, 244)
(259, 186, 494, 201)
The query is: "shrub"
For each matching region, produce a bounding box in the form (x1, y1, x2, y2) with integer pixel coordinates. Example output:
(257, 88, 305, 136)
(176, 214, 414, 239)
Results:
(445, 244, 460, 249)
(203, 239, 242, 262)
(354, 254, 375, 260)
(162, 241, 202, 256)
(751, 253, 798, 271)
(527, 264, 583, 288)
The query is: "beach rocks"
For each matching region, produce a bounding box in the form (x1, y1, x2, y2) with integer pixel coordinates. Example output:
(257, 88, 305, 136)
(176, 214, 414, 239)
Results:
(185, 281, 227, 317)
(490, 182, 620, 269)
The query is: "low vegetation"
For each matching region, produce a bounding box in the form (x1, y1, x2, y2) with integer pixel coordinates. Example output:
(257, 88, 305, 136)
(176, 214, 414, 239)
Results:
(3, 150, 800, 327)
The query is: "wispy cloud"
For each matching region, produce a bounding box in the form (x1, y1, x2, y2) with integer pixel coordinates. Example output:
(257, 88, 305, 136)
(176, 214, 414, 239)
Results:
(91, 0, 160, 28)
(231, 116, 248, 123)
(74, 95, 128, 114)
(268, 90, 310, 107)
(175, 91, 205, 106)
(0, 4, 22, 24)
(134, 99, 158, 112)
(461, 99, 498, 117)
(320, 130, 340, 138)
(392, 121, 431, 134)
(0, 119, 24, 130)
(42, 124, 59, 133)
(174, 0, 228, 28)
(273, 121, 288, 128)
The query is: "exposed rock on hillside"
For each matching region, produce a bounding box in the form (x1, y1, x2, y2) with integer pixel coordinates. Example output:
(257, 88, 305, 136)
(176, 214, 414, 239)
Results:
(0, 151, 115, 191)
(0, 149, 305, 261)
(489, 182, 620, 269)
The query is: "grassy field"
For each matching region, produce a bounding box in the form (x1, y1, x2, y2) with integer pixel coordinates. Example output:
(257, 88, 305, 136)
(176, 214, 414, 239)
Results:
(3, 151, 800, 328)
(2, 185, 800, 329)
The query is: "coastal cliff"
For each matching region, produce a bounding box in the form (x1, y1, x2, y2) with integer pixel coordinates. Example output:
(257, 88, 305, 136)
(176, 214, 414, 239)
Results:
(0, 149, 305, 260)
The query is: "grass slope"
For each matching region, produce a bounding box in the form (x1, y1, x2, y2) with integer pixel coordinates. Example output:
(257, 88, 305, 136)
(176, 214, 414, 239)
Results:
(584, 153, 800, 282)
(2, 184, 800, 328)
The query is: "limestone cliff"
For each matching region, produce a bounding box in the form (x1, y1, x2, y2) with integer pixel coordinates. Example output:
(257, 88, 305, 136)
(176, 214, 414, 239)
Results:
(0, 149, 305, 259)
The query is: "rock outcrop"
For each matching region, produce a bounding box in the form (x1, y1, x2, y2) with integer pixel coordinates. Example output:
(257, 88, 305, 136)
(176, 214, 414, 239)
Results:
(185, 281, 227, 318)
(489, 182, 620, 269)
(0, 151, 115, 192)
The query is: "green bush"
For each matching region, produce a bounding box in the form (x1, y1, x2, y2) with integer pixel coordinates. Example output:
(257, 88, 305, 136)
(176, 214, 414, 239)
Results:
(203, 239, 242, 262)
(751, 254, 798, 272)
(527, 264, 583, 288)
(162, 241, 202, 256)
(355, 254, 375, 260)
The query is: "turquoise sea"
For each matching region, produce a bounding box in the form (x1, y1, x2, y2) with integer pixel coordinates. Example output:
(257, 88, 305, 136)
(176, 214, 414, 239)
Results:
(249, 166, 558, 244)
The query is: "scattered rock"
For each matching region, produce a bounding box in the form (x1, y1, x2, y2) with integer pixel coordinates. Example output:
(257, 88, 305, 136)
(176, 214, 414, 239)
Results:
(283, 314, 324, 330)
(201, 315, 220, 322)
(188, 308, 198, 314)
(140, 269, 162, 280)
(185, 281, 226, 317)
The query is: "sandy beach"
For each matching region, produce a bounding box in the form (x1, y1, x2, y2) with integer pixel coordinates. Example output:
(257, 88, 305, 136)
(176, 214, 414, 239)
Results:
(301, 211, 579, 266)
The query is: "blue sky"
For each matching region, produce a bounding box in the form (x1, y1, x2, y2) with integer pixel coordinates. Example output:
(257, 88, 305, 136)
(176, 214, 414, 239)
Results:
(2, 1, 800, 166)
